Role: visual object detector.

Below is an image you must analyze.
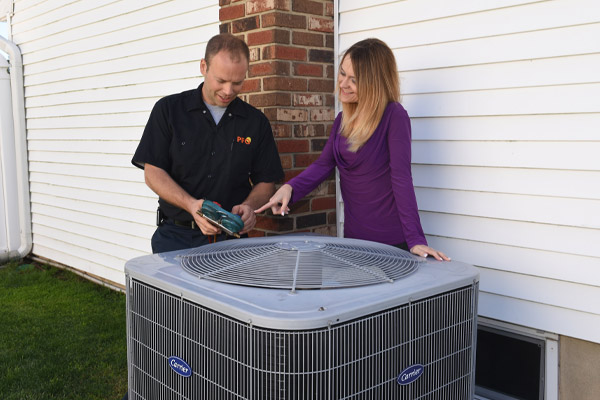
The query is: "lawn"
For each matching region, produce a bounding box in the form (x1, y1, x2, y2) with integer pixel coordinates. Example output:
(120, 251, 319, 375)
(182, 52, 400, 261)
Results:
(0, 259, 128, 400)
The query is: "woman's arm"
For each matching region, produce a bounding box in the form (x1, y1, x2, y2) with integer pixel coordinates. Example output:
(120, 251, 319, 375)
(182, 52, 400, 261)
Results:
(387, 105, 450, 260)
(255, 114, 341, 215)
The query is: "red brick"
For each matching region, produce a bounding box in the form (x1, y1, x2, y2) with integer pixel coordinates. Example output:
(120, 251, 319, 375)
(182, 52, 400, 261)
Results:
(328, 180, 336, 194)
(295, 153, 320, 167)
(232, 16, 260, 33)
(327, 210, 337, 224)
(263, 76, 307, 91)
(284, 169, 302, 181)
(220, 23, 231, 34)
(296, 212, 326, 229)
(313, 225, 336, 236)
(291, 228, 312, 234)
(294, 124, 326, 137)
(308, 16, 334, 33)
(312, 196, 336, 211)
(263, 45, 307, 61)
(325, 2, 334, 17)
(249, 92, 291, 107)
(310, 180, 333, 196)
(325, 33, 334, 48)
(292, 31, 324, 47)
(220, 0, 231, 5)
(246, 0, 290, 14)
(255, 215, 294, 231)
(294, 63, 323, 77)
(292, 0, 323, 15)
(241, 78, 261, 93)
(219, 4, 245, 21)
(290, 199, 310, 214)
(249, 61, 290, 77)
(308, 78, 334, 92)
(325, 65, 335, 79)
(293, 93, 323, 106)
(325, 94, 336, 106)
(270, 123, 292, 137)
(311, 138, 328, 152)
(262, 11, 306, 29)
(248, 229, 266, 237)
(247, 29, 290, 46)
(249, 47, 260, 62)
(309, 49, 334, 63)
(277, 139, 310, 153)
(279, 154, 292, 169)
(310, 108, 335, 121)
(264, 108, 308, 122)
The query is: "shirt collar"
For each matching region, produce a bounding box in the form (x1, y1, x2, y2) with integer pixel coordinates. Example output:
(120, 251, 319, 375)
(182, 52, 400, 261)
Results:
(187, 83, 248, 118)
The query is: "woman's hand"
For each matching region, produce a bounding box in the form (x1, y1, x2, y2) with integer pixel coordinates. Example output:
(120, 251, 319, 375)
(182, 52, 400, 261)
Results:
(254, 184, 293, 216)
(410, 244, 451, 261)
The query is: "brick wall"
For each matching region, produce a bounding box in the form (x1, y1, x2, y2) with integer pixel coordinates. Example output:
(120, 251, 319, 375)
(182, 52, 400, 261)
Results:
(220, 0, 337, 237)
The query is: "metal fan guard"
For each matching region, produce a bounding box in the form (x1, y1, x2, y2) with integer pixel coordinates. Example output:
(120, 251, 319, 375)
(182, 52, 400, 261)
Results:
(178, 235, 422, 290)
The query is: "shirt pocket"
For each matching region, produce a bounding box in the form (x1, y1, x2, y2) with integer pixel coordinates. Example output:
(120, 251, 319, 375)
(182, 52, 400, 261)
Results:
(230, 135, 253, 174)
(170, 126, 212, 178)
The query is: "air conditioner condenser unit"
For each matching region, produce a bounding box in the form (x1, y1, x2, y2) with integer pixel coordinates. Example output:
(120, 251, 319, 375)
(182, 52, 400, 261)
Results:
(125, 235, 479, 399)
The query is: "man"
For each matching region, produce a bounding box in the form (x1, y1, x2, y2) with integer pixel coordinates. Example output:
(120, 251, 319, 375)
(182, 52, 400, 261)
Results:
(132, 33, 284, 253)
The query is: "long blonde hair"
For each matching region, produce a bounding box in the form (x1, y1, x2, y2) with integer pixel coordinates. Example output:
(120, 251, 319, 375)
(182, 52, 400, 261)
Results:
(338, 38, 400, 152)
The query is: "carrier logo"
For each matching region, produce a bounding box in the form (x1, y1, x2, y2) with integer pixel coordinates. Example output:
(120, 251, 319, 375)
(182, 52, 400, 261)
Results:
(168, 356, 192, 377)
(397, 364, 424, 385)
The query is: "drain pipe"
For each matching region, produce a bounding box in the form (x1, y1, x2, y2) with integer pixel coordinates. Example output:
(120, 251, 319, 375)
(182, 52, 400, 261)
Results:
(0, 35, 32, 262)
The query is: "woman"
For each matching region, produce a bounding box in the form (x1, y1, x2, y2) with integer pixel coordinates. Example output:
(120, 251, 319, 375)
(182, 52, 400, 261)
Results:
(255, 38, 449, 261)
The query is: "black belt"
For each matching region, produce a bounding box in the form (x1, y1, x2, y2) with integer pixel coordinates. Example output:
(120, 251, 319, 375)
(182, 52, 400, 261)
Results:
(170, 219, 200, 230)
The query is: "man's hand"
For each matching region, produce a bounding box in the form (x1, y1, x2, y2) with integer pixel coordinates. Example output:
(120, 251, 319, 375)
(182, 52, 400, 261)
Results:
(409, 244, 451, 261)
(232, 203, 255, 234)
(191, 199, 223, 236)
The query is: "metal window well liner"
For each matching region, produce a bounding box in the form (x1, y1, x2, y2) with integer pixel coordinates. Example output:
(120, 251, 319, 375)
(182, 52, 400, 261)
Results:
(125, 235, 480, 400)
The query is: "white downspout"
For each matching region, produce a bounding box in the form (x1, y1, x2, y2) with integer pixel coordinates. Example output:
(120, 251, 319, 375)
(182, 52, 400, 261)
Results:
(0, 35, 32, 262)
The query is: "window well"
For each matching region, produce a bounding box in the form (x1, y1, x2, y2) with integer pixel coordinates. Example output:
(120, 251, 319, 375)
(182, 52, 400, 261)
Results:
(475, 325, 545, 400)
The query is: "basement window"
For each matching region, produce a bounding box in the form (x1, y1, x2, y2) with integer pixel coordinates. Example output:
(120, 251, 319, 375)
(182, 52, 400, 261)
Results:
(475, 324, 545, 400)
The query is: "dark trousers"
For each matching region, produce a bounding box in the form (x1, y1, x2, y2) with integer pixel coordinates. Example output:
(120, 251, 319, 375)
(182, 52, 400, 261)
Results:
(151, 220, 214, 253)
(151, 220, 240, 254)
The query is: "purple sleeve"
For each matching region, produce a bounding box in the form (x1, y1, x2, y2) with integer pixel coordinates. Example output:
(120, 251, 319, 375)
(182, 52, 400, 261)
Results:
(287, 115, 341, 203)
(388, 105, 427, 248)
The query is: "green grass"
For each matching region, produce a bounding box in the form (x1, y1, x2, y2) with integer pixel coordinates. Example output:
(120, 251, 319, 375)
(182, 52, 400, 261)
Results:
(0, 259, 127, 400)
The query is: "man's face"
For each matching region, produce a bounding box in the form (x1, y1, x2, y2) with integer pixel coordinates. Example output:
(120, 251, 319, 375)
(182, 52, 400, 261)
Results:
(200, 51, 248, 107)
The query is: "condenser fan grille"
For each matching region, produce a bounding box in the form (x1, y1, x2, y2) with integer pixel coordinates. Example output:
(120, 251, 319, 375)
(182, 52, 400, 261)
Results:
(178, 236, 422, 290)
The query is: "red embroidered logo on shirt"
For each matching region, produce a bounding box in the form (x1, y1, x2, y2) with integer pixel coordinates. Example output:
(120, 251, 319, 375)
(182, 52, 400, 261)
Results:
(237, 136, 251, 145)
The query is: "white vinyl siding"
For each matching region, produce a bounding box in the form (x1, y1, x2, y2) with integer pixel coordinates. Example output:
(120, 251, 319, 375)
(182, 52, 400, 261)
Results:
(10, 0, 219, 285)
(338, 0, 600, 343)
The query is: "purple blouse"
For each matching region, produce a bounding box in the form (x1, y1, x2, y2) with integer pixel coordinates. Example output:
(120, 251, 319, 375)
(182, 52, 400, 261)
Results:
(288, 102, 427, 248)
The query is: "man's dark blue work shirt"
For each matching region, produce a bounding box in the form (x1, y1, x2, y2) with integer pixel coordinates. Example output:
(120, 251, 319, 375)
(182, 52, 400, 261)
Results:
(132, 83, 284, 222)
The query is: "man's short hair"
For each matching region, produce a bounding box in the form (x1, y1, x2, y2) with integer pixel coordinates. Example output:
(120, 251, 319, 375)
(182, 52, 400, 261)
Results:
(205, 33, 250, 68)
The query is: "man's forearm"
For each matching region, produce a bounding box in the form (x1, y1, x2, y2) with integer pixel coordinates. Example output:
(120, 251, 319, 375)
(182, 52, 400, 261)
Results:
(144, 164, 221, 234)
(241, 182, 276, 210)
(144, 163, 197, 215)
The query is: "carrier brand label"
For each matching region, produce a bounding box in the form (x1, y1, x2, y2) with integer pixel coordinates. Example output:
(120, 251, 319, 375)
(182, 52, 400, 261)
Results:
(168, 356, 192, 377)
(397, 364, 424, 385)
